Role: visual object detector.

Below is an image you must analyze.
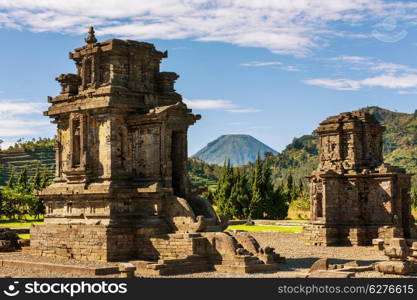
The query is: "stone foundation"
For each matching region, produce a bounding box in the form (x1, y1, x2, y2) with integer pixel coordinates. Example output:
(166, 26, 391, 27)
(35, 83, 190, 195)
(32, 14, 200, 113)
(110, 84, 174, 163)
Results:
(31, 224, 147, 261)
(302, 224, 402, 246)
(31, 225, 283, 275)
(137, 233, 207, 260)
(31, 222, 178, 262)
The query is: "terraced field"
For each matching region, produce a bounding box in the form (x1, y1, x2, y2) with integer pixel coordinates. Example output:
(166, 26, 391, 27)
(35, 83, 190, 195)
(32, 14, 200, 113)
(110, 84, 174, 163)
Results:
(0, 148, 55, 185)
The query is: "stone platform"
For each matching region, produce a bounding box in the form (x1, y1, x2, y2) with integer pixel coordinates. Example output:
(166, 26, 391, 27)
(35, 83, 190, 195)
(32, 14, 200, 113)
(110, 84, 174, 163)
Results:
(302, 224, 402, 246)
(132, 231, 282, 275)
(0, 259, 119, 276)
(31, 222, 283, 275)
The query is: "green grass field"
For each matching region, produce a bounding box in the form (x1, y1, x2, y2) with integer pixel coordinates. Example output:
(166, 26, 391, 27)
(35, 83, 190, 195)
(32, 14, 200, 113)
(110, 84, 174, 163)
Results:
(0, 216, 43, 228)
(18, 233, 30, 239)
(226, 224, 302, 233)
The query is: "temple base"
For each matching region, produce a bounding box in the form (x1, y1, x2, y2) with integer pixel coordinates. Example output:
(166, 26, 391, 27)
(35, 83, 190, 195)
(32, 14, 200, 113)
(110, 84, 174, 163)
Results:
(302, 223, 406, 246)
(30, 226, 283, 274)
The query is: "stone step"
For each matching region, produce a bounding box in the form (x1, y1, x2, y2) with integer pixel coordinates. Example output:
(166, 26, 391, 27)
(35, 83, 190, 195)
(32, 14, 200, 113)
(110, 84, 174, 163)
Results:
(130, 258, 213, 275)
(158, 255, 208, 265)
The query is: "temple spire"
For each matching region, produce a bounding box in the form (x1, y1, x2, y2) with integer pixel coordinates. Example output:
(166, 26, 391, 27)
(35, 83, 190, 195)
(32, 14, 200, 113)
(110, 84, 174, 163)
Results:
(85, 26, 97, 44)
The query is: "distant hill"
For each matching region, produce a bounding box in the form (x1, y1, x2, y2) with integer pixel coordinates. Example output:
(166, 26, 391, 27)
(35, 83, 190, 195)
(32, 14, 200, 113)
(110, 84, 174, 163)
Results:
(193, 134, 278, 166)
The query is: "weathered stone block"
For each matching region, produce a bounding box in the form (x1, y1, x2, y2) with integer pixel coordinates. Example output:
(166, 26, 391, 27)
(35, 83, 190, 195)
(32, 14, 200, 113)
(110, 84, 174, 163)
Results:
(310, 258, 329, 272)
(375, 261, 417, 275)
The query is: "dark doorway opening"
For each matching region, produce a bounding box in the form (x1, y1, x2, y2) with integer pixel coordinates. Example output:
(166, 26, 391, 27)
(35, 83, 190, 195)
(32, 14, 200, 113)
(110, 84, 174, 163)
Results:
(316, 192, 323, 218)
(401, 188, 411, 238)
(72, 120, 81, 168)
(171, 131, 183, 197)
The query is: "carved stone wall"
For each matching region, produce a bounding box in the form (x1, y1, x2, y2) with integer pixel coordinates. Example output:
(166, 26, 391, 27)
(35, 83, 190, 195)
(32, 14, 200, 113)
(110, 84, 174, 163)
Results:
(30, 27, 209, 260)
(303, 111, 415, 246)
(30, 29, 283, 274)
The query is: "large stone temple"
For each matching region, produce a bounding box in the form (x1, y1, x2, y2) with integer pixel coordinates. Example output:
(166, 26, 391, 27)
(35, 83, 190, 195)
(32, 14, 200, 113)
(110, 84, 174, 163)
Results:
(30, 28, 282, 275)
(303, 111, 416, 246)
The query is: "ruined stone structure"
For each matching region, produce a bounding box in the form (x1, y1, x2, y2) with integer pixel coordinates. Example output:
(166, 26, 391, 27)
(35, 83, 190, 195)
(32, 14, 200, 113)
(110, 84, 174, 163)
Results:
(303, 111, 416, 246)
(375, 238, 417, 275)
(30, 28, 281, 274)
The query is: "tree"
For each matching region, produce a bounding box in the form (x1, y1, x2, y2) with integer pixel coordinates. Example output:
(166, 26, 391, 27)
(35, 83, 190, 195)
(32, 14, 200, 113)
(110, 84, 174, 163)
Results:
(0, 188, 3, 217)
(31, 166, 42, 191)
(7, 169, 15, 189)
(249, 188, 263, 219)
(212, 154, 289, 220)
(202, 188, 215, 204)
(40, 166, 50, 188)
(249, 154, 265, 219)
(29, 166, 45, 218)
(229, 170, 250, 219)
(286, 173, 294, 192)
(16, 169, 29, 192)
(28, 193, 44, 219)
(214, 160, 235, 218)
(0, 166, 47, 219)
(298, 178, 304, 195)
(270, 184, 290, 220)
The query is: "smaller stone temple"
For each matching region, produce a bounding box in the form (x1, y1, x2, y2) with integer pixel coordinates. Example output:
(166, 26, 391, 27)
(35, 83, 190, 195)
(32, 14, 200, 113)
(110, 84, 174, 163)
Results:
(303, 111, 416, 246)
(30, 28, 283, 275)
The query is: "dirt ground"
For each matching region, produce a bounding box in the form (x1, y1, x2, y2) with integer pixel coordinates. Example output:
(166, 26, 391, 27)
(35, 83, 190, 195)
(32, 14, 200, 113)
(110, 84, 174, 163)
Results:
(0, 232, 412, 278)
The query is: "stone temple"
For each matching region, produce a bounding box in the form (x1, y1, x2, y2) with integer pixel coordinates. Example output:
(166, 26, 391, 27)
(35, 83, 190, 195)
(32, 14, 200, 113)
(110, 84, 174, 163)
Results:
(30, 28, 282, 275)
(303, 111, 416, 246)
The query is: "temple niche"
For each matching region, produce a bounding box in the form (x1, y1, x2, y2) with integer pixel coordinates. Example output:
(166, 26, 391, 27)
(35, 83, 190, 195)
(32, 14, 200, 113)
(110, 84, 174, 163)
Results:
(30, 28, 283, 274)
(303, 111, 416, 246)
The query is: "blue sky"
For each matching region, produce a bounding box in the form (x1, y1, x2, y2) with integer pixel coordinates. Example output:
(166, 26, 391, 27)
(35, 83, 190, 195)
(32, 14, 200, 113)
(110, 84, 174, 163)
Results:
(0, 1, 416, 154)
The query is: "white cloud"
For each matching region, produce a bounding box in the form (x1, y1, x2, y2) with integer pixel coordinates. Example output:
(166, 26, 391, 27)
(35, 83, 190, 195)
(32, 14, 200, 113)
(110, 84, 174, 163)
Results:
(0, 100, 46, 117)
(249, 125, 273, 129)
(0, 99, 52, 141)
(184, 99, 262, 113)
(0, 119, 51, 137)
(304, 78, 361, 90)
(362, 74, 417, 88)
(0, 1, 416, 56)
(368, 62, 417, 74)
(306, 54, 417, 92)
(305, 74, 417, 91)
(172, 46, 190, 50)
(280, 65, 301, 72)
(398, 89, 417, 94)
(183, 99, 235, 110)
(241, 61, 301, 71)
(329, 55, 369, 62)
(241, 61, 282, 67)
(326, 55, 417, 74)
(226, 108, 262, 113)
(228, 122, 249, 126)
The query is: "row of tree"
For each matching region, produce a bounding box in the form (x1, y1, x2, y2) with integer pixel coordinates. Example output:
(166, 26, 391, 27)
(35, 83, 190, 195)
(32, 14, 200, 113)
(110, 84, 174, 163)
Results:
(0, 167, 49, 219)
(5, 137, 54, 152)
(208, 155, 305, 220)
